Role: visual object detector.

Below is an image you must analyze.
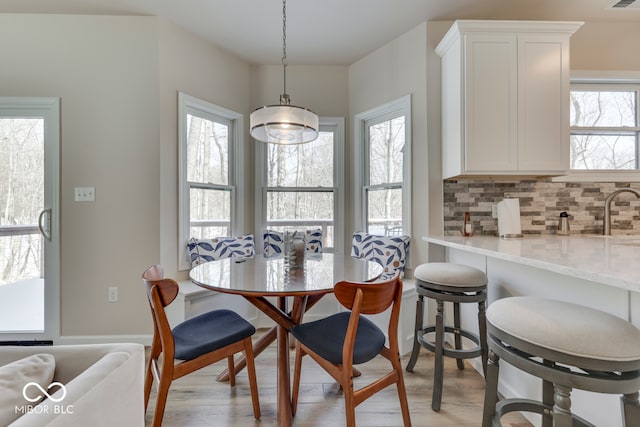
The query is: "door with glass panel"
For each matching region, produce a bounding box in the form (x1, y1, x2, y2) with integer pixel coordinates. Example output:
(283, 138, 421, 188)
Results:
(0, 98, 60, 342)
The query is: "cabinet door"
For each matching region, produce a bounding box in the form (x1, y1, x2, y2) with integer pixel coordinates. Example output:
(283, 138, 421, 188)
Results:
(464, 34, 518, 172)
(517, 34, 569, 172)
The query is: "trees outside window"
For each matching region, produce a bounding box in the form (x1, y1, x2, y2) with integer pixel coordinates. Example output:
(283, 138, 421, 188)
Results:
(178, 93, 243, 269)
(259, 119, 344, 253)
(0, 118, 44, 284)
(570, 84, 640, 170)
(355, 96, 411, 237)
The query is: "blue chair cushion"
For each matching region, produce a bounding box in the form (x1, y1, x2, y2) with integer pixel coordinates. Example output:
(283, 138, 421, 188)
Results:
(172, 309, 256, 361)
(291, 312, 385, 365)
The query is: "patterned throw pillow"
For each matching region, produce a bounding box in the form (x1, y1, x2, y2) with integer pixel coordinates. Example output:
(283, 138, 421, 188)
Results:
(263, 229, 323, 258)
(350, 232, 410, 279)
(304, 229, 323, 254)
(263, 230, 284, 258)
(187, 234, 255, 266)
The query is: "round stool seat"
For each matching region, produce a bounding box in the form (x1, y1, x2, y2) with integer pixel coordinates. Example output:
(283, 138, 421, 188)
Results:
(483, 296, 640, 427)
(488, 297, 640, 368)
(415, 262, 487, 290)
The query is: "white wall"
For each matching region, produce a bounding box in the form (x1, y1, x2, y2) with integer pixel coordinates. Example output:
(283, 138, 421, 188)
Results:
(0, 14, 160, 338)
(250, 65, 349, 117)
(157, 18, 252, 283)
(0, 14, 253, 340)
(571, 22, 640, 71)
(348, 22, 429, 269)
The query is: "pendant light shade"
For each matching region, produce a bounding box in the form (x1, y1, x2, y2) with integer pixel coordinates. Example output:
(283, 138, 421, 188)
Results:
(250, 104, 319, 145)
(250, 0, 319, 145)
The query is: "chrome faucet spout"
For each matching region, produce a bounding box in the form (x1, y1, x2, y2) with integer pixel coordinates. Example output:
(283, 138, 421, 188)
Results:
(603, 188, 640, 235)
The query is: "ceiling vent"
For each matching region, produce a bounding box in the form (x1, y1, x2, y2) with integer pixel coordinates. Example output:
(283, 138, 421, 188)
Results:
(608, 0, 640, 8)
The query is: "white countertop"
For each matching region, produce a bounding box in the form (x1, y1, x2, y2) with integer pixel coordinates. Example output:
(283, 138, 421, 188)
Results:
(424, 234, 640, 293)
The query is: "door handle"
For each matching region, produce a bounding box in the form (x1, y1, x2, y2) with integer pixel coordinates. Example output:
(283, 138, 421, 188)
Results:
(38, 208, 52, 241)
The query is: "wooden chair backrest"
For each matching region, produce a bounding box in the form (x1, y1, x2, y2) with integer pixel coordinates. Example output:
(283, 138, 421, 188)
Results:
(142, 265, 180, 357)
(142, 265, 179, 308)
(333, 272, 401, 315)
(333, 272, 403, 367)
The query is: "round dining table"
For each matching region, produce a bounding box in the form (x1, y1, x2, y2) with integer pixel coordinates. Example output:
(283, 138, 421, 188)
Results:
(189, 253, 380, 426)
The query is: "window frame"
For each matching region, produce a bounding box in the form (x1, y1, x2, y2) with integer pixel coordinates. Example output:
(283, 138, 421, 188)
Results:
(354, 95, 412, 237)
(178, 92, 244, 270)
(255, 117, 345, 255)
(554, 71, 640, 183)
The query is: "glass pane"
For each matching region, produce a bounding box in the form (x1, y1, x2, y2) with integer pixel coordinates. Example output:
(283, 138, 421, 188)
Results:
(570, 91, 636, 127)
(570, 134, 636, 169)
(267, 131, 333, 187)
(369, 116, 404, 185)
(367, 187, 403, 236)
(266, 191, 334, 246)
(189, 226, 230, 239)
(186, 113, 229, 185)
(267, 191, 333, 221)
(0, 118, 44, 282)
(190, 188, 230, 234)
(0, 117, 45, 332)
(0, 234, 42, 286)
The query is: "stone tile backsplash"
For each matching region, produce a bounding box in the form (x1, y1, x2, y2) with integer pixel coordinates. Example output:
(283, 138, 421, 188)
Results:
(443, 179, 640, 236)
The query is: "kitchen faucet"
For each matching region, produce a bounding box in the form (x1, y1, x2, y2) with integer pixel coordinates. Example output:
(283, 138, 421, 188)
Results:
(603, 188, 640, 235)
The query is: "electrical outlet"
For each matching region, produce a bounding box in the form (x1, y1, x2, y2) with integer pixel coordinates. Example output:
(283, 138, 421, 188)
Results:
(108, 286, 118, 303)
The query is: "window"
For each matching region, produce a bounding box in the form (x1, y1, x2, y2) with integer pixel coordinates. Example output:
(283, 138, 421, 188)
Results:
(355, 96, 411, 236)
(178, 93, 243, 269)
(570, 81, 640, 170)
(258, 118, 344, 253)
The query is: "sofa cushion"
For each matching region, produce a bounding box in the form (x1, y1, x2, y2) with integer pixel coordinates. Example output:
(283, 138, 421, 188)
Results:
(0, 354, 55, 426)
(9, 351, 131, 427)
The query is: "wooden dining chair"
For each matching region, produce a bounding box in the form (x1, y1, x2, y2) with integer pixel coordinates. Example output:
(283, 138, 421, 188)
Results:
(290, 272, 412, 427)
(142, 265, 260, 427)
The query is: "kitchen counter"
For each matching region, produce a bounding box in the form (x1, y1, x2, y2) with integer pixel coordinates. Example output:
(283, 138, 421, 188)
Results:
(423, 234, 640, 293)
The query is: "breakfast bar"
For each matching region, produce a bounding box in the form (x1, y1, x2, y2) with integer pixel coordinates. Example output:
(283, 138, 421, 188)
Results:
(423, 234, 640, 427)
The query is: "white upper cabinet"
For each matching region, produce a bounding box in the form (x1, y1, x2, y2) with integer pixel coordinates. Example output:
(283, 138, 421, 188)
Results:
(436, 21, 583, 179)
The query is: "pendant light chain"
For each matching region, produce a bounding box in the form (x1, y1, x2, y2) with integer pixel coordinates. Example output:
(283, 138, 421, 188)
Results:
(280, 0, 290, 105)
(249, 0, 318, 144)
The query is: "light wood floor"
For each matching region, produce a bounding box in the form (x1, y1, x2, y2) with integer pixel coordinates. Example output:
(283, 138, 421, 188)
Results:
(145, 330, 532, 427)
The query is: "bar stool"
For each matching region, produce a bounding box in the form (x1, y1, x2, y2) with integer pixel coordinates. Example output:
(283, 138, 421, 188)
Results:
(405, 262, 488, 411)
(482, 296, 640, 427)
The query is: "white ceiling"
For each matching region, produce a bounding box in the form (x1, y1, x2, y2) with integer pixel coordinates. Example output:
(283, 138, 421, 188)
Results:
(1, 0, 639, 65)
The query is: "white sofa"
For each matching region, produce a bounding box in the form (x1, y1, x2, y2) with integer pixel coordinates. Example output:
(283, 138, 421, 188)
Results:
(0, 343, 145, 426)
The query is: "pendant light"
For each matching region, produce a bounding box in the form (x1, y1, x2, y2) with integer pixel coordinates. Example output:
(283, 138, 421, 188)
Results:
(249, 0, 319, 145)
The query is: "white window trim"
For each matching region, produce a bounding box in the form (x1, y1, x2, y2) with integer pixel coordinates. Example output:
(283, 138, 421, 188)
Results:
(177, 92, 244, 270)
(255, 117, 345, 255)
(353, 95, 412, 236)
(554, 70, 640, 183)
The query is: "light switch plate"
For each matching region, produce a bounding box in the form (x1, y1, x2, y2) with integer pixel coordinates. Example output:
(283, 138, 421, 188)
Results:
(74, 187, 95, 202)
